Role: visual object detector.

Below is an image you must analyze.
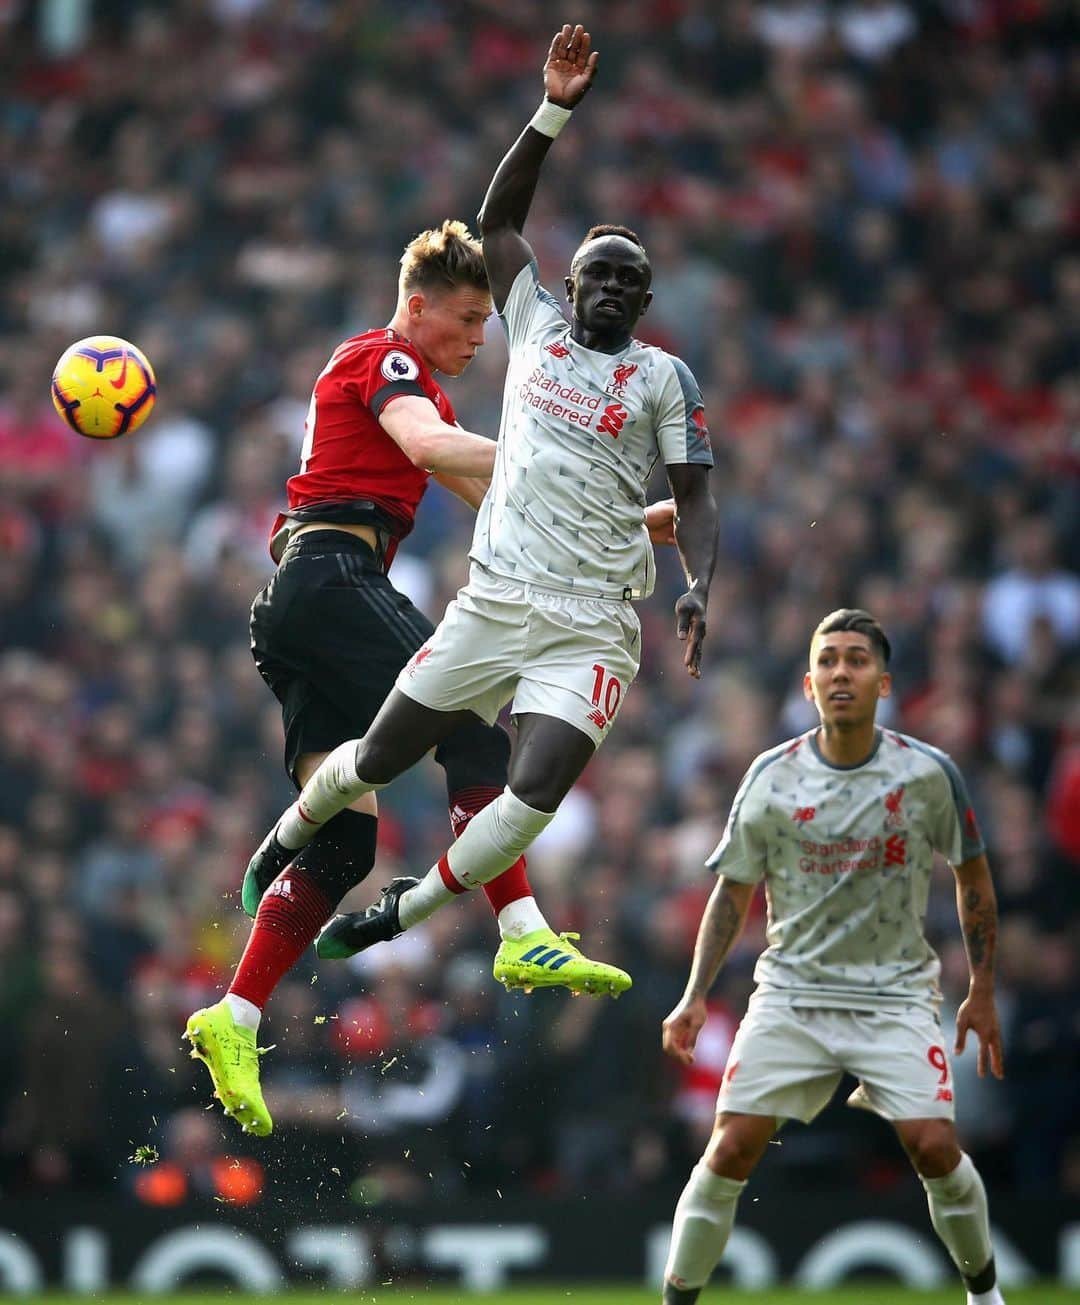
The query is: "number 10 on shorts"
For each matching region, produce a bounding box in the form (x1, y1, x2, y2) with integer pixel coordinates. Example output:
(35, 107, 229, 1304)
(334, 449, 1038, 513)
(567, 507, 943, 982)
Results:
(588, 664, 623, 731)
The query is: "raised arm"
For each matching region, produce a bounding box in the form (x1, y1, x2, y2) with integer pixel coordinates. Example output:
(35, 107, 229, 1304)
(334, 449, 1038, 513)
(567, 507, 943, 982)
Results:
(478, 24, 599, 309)
(662, 878, 756, 1066)
(952, 852, 1005, 1079)
(667, 463, 719, 679)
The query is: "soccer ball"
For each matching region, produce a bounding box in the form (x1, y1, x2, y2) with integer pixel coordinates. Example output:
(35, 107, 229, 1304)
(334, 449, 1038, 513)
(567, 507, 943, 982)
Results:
(51, 335, 157, 439)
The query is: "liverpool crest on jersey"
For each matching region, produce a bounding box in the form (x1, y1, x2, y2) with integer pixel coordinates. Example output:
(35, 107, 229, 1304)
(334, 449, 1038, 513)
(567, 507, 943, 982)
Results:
(606, 361, 638, 398)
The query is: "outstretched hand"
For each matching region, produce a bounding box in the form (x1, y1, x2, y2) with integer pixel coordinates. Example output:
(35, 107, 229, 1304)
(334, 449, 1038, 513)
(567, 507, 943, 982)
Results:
(544, 24, 599, 108)
(675, 589, 708, 678)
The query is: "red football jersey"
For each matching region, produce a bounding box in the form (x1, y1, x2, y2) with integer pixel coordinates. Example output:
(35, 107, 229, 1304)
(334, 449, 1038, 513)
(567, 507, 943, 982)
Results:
(269, 329, 456, 566)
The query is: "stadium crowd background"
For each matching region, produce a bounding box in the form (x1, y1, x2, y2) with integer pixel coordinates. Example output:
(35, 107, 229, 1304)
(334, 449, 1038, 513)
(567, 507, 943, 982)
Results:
(0, 0, 1077, 1215)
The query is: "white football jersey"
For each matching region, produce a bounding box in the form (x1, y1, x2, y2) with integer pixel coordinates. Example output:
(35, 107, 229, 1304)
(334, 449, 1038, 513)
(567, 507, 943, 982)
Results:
(469, 261, 713, 598)
(707, 728, 986, 1012)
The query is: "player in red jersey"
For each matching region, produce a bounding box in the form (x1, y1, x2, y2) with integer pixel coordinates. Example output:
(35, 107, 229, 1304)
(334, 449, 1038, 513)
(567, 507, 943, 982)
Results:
(185, 222, 639, 1136)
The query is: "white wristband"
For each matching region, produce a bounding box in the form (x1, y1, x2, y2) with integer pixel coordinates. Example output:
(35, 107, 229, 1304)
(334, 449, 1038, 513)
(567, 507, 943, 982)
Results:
(529, 98, 573, 139)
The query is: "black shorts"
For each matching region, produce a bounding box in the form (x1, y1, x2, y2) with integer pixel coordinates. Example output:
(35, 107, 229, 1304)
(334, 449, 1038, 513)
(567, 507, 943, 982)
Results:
(250, 531, 435, 782)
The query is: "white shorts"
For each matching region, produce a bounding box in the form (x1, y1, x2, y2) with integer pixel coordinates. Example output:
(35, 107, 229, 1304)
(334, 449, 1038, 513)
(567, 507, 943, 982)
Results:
(395, 565, 641, 748)
(716, 999, 956, 1124)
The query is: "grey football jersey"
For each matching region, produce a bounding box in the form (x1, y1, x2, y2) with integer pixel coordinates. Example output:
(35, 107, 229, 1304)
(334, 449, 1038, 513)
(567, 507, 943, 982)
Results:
(707, 728, 985, 1012)
(469, 261, 713, 598)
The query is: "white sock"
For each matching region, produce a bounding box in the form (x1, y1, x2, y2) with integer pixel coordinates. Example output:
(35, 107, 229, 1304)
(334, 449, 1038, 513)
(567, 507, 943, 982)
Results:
(922, 1153, 994, 1283)
(397, 789, 555, 930)
(223, 992, 261, 1031)
(969, 1288, 1005, 1305)
(277, 741, 385, 849)
(496, 895, 546, 940)
(664, 1161, 746, 1291)
(398, 866, 459, 929)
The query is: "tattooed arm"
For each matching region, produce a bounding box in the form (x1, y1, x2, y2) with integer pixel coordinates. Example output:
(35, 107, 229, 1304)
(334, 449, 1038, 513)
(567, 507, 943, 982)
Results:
(952, 853, 1005, 1079)
(662, 878, 756, 1065)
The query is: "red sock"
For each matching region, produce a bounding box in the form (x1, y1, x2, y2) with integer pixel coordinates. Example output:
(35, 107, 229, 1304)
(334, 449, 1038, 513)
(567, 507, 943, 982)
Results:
(482, 855, 531, 913)
(449, 786, 534, 916)
(229, 868, 332, 1009)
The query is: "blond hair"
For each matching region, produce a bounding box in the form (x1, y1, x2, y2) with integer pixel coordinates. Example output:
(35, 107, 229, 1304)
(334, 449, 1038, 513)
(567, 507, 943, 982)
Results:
(398, 220, 488, 298)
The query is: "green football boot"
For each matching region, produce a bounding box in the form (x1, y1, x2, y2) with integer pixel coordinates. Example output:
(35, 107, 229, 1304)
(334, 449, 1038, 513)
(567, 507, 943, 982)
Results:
(184, 1001, 273, 1137)
(492, 929, 632, 998)
(315, 876, 417, 959)
(241, 827, 294, 917)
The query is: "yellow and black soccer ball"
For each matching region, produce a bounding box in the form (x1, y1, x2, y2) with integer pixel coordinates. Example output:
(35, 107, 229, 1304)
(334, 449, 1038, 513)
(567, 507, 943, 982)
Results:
(51, 335, 157, 439)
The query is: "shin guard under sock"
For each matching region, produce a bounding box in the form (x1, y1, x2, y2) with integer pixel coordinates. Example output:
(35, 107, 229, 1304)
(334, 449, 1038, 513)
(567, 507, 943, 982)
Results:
(921, 1153, 994, 1283)
(229, 868, 333, 1009)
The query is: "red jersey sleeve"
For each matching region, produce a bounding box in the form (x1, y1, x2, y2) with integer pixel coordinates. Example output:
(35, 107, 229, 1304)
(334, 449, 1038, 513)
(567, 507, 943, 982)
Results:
(344, 341, 441, 419)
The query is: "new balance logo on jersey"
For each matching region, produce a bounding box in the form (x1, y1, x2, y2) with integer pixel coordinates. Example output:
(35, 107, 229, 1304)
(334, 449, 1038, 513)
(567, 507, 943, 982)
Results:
(544, 341, 570, 358)
(587, 708, 608, 731)
(884, 834, 907, 866)
(724, 1059, 740, 1085)
(936, 1087, 953, 1103)
(792, 806, 816, 823)
(597, 401, 628, 438)
(266, 878, 292, 899)
(884, 785, 905, 829)
(607, 362, 638, 397)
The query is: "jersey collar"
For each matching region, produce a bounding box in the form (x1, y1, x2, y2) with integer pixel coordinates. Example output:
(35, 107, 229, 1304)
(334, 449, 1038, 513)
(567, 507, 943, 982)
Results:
(565, 330, 638, 359)
(809, 726, 883, 771)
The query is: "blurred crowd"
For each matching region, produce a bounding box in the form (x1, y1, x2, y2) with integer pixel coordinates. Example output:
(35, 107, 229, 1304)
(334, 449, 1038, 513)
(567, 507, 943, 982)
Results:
(1, 0, 1077, 1212)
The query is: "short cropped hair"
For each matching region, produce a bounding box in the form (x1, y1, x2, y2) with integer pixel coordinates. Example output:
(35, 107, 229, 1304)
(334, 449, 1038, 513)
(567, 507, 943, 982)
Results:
(812, 608, 892, 665)
(571, 224, 648, 274)
(580, 223, 646, 251)
(399, 220, 488, 298)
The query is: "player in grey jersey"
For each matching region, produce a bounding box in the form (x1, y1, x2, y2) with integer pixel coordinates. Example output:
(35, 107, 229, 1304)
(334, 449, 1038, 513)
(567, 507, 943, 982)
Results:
(242, 22, 718, 991)
(659, 610, 1007, 1305)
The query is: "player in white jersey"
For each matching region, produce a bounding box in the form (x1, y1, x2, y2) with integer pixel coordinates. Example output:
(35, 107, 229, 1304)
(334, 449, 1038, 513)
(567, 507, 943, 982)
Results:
(659, 610, 1007, 1305)
(243, 23, 718, 992)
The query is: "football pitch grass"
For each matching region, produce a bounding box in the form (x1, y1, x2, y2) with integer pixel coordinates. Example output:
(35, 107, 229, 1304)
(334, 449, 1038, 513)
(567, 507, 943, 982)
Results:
(25, 1286, 1071, 1304)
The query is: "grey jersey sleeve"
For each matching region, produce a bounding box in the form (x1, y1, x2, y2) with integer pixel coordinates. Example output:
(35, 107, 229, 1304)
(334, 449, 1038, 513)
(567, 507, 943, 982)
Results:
(912, 739, 987, 865)
(652, 353, 714, 467)
(705, 758, 768, 883)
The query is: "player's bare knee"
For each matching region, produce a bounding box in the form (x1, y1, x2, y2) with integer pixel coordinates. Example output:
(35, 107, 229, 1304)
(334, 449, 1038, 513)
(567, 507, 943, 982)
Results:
(703, 1116, 771, 1181)
(505, 776, 561, 814)
(900, 1119, 962, 1177)
(354, 736, 398, 786)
